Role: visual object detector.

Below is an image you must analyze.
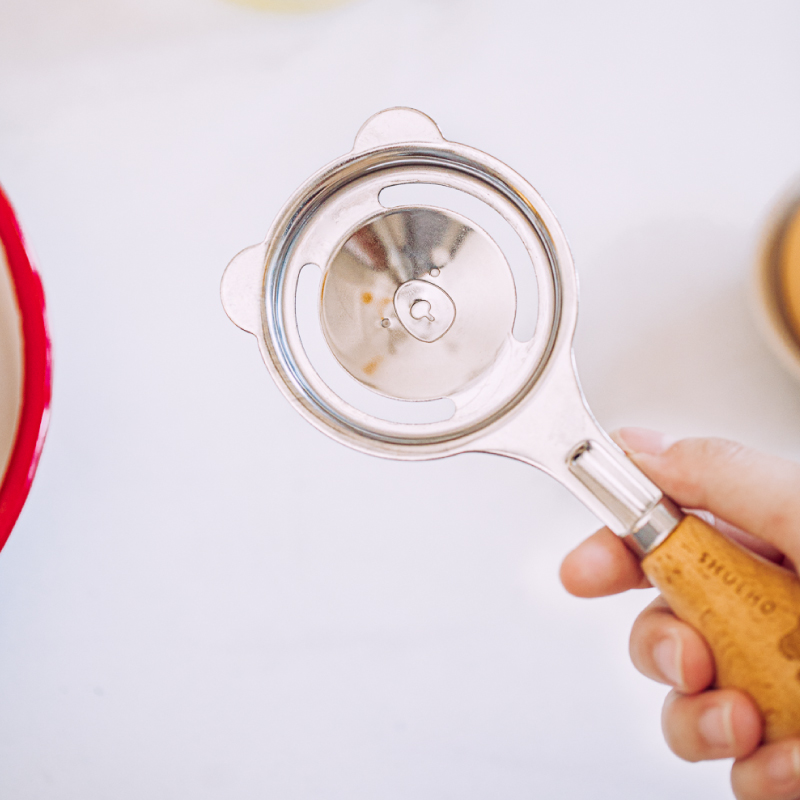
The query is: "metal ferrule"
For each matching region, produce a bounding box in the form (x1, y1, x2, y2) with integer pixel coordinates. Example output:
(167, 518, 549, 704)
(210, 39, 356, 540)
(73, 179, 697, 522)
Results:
(622, 497, 684, 558)
(568, 439, 684, 558)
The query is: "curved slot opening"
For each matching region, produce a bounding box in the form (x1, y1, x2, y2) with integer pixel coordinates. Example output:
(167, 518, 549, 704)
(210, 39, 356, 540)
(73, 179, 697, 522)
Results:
(296, 263, 456, 424)
(378, 183, 539, 342)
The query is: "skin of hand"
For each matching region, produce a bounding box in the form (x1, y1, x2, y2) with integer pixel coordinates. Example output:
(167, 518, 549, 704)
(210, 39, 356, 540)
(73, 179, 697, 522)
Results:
(560, 428, 800, 800)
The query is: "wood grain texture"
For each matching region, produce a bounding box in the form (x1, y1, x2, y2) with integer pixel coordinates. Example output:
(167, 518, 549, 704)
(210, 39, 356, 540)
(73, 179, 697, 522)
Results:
(642, 514, 800, 742)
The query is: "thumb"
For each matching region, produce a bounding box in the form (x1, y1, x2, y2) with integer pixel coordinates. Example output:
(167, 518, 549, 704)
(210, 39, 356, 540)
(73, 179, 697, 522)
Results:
(614, 429, 800, 567)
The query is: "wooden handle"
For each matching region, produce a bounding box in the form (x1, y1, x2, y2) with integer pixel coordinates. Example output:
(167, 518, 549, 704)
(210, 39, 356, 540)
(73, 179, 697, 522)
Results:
(641, 514, 800, 741)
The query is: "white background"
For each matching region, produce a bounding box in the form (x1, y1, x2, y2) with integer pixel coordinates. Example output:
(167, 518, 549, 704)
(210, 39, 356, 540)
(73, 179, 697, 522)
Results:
(2, 1, 800, 797)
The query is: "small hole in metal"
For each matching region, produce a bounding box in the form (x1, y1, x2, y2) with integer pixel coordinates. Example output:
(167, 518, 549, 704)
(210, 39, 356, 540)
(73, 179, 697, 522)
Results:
(295, 263, 455, 424)
(379, 183, 539, 343)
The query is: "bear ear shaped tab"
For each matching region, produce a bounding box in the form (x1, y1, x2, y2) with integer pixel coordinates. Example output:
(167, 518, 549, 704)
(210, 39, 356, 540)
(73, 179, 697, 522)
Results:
(220, 242, 266, 335)
(352, 107, 444, 153)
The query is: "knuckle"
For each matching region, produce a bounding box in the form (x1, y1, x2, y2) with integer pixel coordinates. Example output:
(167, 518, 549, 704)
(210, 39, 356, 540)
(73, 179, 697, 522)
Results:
(662, 437, 751, 506)
(730, 751, 772, 800)
(628, 615, 654, 658)
(661, 712, 693, 760)
(676, 436, 746, 463)
(661, 693, 703, 762)
(631, 597, 670, 632)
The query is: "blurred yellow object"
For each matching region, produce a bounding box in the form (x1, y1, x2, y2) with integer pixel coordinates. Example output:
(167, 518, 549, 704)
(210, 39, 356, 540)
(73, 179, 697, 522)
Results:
(227, 0, 352, 11)
(779, 201, 800, 345)
(756, 192, 800, 379)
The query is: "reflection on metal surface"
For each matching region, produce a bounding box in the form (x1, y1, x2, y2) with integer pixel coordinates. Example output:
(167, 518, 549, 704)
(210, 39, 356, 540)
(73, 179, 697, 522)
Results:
(568, 439, 660, 532)
(379, 183, 539, 343)
(393, 280, 456, 343)
(296, 263, 455, 424)
(623, 498, 684, 558)
(321, 207, 515, 401)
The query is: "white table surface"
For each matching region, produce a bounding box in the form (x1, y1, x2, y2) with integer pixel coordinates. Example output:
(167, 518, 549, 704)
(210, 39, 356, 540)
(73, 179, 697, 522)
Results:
(2, 1, 800, 797)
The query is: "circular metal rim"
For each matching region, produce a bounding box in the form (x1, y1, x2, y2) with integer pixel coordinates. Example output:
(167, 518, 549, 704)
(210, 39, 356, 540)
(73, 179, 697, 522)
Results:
(258, 139, 578, 459)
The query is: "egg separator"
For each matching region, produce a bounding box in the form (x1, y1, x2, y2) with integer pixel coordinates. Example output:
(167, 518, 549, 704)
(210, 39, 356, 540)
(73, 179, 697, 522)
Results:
(222, 107, 800, 741)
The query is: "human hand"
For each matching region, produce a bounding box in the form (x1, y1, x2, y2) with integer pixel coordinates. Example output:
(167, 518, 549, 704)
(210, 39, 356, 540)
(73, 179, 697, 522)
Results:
(560, 429, 800, 800)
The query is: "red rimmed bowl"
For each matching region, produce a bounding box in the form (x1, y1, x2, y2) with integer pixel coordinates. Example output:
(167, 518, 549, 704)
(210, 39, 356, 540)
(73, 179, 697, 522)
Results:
(0, 184, 51, 552)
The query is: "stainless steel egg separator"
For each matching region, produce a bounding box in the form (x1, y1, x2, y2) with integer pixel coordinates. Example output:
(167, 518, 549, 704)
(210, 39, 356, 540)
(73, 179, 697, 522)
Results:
(221, 108, 800, 744)
(220, 107, 682, 554)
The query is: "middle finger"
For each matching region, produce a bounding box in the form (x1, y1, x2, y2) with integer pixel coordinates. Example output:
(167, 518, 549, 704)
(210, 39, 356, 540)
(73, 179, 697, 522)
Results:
(630, 596, 715, 693)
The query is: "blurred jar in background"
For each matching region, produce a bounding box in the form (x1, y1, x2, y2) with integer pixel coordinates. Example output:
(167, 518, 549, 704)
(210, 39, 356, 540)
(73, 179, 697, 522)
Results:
(756, 189, 800, 381)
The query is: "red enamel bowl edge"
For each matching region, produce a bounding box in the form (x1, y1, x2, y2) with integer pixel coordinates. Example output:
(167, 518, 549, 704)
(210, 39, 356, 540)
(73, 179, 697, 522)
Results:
(0, 184, 52, 552)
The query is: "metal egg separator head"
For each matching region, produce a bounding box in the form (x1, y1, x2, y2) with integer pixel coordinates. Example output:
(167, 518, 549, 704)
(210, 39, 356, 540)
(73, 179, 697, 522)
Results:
(222, 108, 800, 742)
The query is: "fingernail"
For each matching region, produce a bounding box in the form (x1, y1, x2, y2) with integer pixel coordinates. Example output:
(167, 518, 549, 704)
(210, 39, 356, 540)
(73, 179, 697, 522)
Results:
(766, 743, 800, 786)
(612, 427, 676, 456)
(698, 702, 735, 749)
(652, 635, 683, 687)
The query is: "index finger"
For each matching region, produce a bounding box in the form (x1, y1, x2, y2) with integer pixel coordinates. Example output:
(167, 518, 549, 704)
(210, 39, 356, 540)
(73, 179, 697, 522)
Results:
(618, 432, 800, 565)
(560, 526, 651, 597)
